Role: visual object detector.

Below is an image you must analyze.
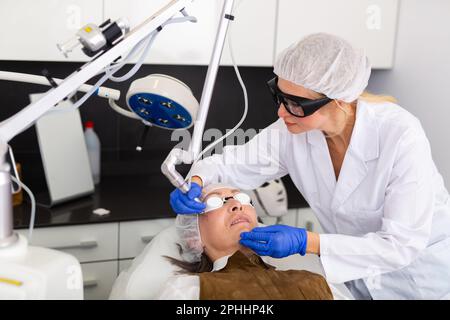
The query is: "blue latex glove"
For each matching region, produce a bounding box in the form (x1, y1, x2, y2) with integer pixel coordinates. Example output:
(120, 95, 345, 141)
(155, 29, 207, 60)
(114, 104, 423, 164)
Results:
(169, 182, 206, 214)
(239, 225, 308, 258)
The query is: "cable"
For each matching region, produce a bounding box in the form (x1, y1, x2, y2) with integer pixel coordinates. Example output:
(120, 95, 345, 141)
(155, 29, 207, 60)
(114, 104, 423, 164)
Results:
(11, 175, 36, 243)
(108, 98, 140, 119)
(106, 15, 196, 83)
(106, 31, 154, 71)
(106, 31, 157, 82)
(48, 32, 156, 114)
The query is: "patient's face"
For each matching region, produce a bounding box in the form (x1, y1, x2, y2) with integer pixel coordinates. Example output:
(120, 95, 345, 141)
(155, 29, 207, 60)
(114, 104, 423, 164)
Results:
(199, 188, 258, 260)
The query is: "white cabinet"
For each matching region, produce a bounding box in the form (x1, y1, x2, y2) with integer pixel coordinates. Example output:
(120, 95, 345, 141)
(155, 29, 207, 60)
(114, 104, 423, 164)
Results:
(81, 261, 118, 300)
(1, 0, 397, 68)
(119, 218, 175, 259)
(16, 223, 119, 263)
(221, 0, 277, 67)
(119, 259, 133, 273)
(16, 222, 119, 300)
(276, 0, 399, 69)
(0, 0, 103, 62)
(15, 218, 177, 300)
(104, 0, 220, 65)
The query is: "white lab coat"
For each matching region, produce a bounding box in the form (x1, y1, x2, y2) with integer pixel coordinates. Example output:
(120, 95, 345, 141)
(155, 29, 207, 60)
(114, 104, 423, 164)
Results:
(191, 99, 450, 299)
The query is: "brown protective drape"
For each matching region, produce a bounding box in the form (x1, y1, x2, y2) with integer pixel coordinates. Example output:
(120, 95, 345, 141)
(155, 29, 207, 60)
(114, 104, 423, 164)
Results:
(199, 251, 333, 300)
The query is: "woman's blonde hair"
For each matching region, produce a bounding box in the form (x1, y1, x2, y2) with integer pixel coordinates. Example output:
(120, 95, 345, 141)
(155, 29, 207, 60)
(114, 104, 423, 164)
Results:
(324, 91, 397, 139)
(359, 91, 397, 103)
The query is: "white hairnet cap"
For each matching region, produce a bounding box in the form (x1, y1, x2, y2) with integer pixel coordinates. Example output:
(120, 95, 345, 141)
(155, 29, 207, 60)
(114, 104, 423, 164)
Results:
(175, 214, 203, 263)
(274, 33, 372, 103)
(201, 183, 236, 198)
(175, 183, 236, 263)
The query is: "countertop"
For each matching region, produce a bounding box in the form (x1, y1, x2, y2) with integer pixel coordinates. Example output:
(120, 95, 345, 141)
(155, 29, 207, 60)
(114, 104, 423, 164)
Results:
(13, 175, 176, 229)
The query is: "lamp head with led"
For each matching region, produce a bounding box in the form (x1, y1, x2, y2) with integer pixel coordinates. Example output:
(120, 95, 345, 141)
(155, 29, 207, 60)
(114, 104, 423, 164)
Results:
(126, 74, 199, 130)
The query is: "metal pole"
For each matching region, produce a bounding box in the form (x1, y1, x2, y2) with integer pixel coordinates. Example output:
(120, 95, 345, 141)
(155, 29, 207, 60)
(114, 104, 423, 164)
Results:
(0, 144, 17, 247)
(189, 0, 235, 159)
(161, 0, 235, 192)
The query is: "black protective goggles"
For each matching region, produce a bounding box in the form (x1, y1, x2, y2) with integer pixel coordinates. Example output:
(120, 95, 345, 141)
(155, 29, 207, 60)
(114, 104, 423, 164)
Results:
(267, 77, 332, 117)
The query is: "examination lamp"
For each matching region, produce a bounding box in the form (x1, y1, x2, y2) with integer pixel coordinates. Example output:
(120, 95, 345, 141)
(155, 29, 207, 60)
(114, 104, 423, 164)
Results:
(0, 71, 200, 131)
(126, 74, 198, 130)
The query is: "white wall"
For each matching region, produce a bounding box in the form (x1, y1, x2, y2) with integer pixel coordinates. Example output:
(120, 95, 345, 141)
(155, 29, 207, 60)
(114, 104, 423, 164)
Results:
(367, 0, 450, 187)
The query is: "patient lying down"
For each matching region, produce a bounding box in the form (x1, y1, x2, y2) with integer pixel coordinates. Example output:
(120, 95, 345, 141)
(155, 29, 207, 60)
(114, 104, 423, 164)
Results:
(157, 183, 333, 300)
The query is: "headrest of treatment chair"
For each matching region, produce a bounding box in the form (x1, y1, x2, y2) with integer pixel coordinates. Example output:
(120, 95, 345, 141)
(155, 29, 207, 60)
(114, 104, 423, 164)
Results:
(109, 225, 182, 299)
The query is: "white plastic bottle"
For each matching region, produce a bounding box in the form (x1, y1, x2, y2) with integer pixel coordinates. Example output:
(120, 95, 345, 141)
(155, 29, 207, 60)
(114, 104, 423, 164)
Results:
(84, 121, 101, 185)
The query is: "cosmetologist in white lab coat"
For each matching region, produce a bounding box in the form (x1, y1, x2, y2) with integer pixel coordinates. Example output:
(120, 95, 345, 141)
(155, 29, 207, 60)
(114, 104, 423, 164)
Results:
(190, 99, 450, 299)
